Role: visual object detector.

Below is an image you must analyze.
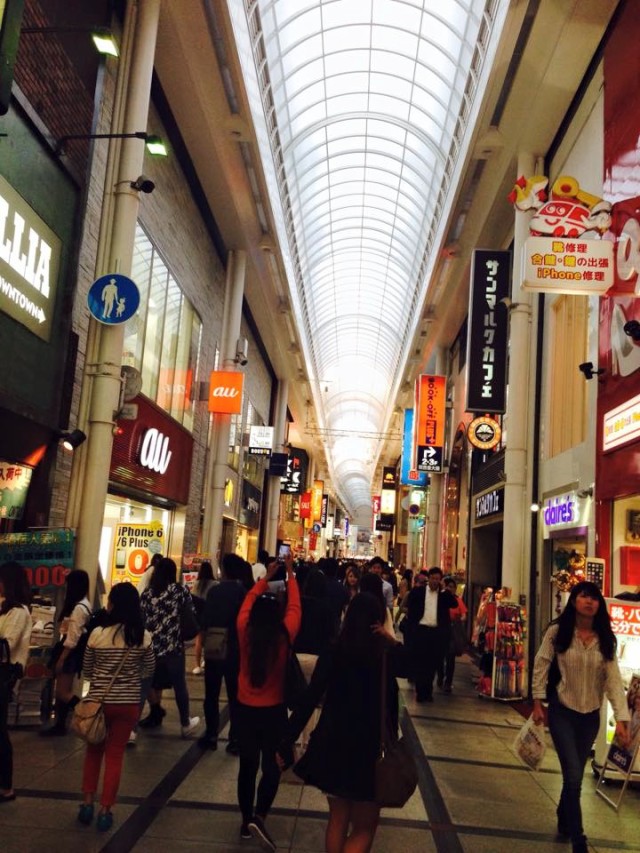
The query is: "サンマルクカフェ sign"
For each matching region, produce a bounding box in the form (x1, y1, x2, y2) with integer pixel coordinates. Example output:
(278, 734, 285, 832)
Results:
(466, 249, 510, 413)
(0, 174, 61, 341)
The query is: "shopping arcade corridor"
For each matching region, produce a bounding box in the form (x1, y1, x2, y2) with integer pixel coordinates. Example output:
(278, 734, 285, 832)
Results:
(1, 654, 639, 853)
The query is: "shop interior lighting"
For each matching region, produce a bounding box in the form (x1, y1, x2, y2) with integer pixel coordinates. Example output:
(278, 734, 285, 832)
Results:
(54, 131, 167, 157)
(59, 429, 87, 452)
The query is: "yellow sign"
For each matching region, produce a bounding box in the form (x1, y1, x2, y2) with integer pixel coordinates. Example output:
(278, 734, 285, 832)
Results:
(111, 521, 164, 587)
(468, 416, 502, 451)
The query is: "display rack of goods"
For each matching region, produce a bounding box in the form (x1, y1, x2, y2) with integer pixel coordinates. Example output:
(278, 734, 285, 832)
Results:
(478, 601, 527, 700)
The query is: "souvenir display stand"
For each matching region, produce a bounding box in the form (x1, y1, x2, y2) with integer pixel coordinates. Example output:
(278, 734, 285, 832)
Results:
(592, 599, 640, 781)
(10, 595, 57, 725)
(476, 598, 527, 700)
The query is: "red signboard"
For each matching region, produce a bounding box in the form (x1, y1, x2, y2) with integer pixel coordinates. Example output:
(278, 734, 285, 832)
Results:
(372, 495, 381, 514)
(299, 491, 312, 519)
(111, 394, 194, 505)
(608, 600, 640, 638)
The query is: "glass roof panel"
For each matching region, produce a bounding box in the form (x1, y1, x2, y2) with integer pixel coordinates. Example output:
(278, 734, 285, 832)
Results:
(237, 0, 508, 519)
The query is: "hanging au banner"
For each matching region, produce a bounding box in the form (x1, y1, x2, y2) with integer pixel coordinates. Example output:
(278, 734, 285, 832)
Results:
(466, 249, 510, 413)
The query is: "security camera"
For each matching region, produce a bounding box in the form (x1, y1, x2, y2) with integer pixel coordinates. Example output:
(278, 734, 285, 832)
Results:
(130, 175, 155, 194)
(234, 337, 248, 366)
(578, 361, 604, 380)
(623, 320, 640, 341)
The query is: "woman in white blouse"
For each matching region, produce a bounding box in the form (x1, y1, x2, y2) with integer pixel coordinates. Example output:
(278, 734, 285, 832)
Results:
(0, 561, 32, 803)
(532, 581, 630, 853)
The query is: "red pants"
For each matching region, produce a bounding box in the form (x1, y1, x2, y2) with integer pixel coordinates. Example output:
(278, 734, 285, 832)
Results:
(82, 703, 138, 808)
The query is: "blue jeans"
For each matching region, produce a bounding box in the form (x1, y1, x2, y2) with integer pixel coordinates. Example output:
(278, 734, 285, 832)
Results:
(547, 699, 600, 842)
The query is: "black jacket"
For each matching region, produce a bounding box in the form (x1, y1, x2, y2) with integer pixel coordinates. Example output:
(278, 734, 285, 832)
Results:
(406, 586, 458, 632)
(201, 580, 246, 661)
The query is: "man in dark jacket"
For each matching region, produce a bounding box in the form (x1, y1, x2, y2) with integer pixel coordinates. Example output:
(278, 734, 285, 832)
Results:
(199, 553, 247, 752)
(405, 566, 457, 702)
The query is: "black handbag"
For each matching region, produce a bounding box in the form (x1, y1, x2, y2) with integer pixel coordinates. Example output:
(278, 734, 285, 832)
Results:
(284, 637, 307, 711)
(546, 653, 561, 702)
(0, 638, 24, 693)
(374, 650, 418, 808)
(180, 594, 200, 642)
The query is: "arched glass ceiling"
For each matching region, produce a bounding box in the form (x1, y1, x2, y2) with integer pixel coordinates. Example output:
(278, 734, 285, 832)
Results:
(233, 0, 508, 520)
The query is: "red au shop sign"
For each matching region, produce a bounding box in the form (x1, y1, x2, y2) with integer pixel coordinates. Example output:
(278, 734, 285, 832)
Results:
(208, 371, 244, 414)
(110, 394, 193, 505)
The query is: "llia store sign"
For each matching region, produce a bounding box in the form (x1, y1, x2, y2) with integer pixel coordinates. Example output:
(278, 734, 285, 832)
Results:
(208, 370, 244, 414)
(0, 175, 61, 341)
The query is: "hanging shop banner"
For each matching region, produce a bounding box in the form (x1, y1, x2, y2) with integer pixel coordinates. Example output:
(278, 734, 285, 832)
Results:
(208, 370, 244, 414)
(466, 249, 510, 413)
(299, 491, 312, 518)
(468, 416, 502, 451)
(414, 374, 446, 472)
(380, 490, 396, 515)
(0, 174, 61, 342)
(382, 466, 396, 488)
(0, 459, 32, 520)
(0, 528, 73, 597)
(111, 394, 194, 505)
(372, 495, 381, 514)
(376, 514, 394, 532)
(320, 494, 328, 527)
(311, 479, 324, 521)
(522, 236, 613, 296)
(280, 447, 308, 494)
(111, 521, 164, 588)
(249, 425, 274, 457)
(239, 479, 262, 529)
(400, 409, 428, 486)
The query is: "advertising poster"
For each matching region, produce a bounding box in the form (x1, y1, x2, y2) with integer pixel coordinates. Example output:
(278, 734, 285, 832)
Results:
(111, 521, 164, 587)
(182, 553, 212, 589)
(0, 460, 33, 520)
(0, 528, 73, 597)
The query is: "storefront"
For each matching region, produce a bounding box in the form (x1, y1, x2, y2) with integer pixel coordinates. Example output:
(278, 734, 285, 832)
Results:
(469, 482, 504, 617)
(98, 394, 193, 591)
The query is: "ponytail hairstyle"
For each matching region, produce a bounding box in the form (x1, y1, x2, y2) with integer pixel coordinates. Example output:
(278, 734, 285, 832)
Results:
(247, 593, 284, 688)
(553, 580, 616, 660)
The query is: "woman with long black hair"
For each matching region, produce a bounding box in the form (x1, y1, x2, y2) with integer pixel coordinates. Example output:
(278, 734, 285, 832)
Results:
(140, 557, 200, 736)
(277, 591, 403, 853)
(0, 561, 31, 803)
(78, 582, 155, 832)
(532, 581, 630, 853)
(41, 568, 91, 735)
(235, 552, 301, 850)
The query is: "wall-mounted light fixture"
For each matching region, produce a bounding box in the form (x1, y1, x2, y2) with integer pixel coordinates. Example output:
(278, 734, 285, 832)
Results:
(578, 362, 604, 380)
(20, 25, 119, 57)
(530, 502, 540, 513)
(54, 131, 167, 157)
(577, 486, 594, 499)
(623, 320, 640, 342)
(58, 429, 87, 451)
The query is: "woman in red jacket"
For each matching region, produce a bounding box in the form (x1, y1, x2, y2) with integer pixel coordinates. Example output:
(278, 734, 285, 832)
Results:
(235, 552, 301, 851)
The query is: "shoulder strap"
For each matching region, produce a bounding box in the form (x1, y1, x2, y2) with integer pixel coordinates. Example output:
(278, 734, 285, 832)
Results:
(101, 647, 132, 701)
(379, 649, 388, 755)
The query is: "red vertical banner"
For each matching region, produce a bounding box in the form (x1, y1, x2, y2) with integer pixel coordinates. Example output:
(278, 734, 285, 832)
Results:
(414, 374, 446, 473)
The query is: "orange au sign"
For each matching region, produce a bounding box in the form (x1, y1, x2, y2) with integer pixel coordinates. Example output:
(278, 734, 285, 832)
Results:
(208, 370, 244, 414)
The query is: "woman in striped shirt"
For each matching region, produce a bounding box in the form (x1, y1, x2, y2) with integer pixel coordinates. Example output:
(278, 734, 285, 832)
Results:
(532, 581, 630, 853)
(78, 582, 155, 833)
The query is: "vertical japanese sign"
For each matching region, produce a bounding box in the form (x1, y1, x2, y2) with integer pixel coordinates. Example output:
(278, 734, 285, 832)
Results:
(414, 375, 446, 473)
(280, 447, 308, 494)
(320, 494, 328, 527)
(311, 480, 324, 522)
(466, 249, 510, 413)
(400, 409, 428, 486)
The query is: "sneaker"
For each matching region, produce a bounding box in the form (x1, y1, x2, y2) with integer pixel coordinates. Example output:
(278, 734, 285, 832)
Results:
(138, 705, 165, 729)
(96, 811, 114, 832)
(77, 804, 94, 825)
(181, 716, 201, 737)
(248, 815, 276, 851)
(127, 730, 137, 746)
(240, 822, 252, 840)
(192, 666, 203, 675)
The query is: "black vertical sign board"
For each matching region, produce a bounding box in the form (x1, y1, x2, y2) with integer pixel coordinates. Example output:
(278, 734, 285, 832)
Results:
(465, 249, 511, 413)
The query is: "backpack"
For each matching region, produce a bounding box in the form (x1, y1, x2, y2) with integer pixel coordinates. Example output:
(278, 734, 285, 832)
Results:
(75, 607, 110, 672)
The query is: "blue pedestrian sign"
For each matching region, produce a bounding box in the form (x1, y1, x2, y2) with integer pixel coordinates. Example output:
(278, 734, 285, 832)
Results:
(87, 273, 140, 325)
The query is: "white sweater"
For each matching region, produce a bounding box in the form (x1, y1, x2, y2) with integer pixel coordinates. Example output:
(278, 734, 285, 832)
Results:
(0, 605, 32, 668)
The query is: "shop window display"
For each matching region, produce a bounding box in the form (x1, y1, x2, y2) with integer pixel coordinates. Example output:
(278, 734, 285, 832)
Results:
(473, 588, 527, 699)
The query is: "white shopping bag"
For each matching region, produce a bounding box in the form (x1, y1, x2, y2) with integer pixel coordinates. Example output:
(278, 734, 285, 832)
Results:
(513, 715, 546, 770)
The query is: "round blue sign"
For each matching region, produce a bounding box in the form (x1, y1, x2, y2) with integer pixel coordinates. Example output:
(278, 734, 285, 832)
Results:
(87, 273, 140, 325)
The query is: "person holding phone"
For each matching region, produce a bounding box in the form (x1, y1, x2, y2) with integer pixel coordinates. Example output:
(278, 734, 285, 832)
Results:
(235, 552, 301, 850)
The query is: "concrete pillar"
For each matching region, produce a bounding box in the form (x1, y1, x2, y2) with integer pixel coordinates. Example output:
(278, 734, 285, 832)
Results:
(263, 379, 289, 554)
(501, 152, 536, 599)
(72, 0, 161, 598)
(202, 250, 247, 570)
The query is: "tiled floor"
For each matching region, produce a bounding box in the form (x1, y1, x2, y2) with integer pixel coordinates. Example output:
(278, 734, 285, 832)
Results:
(2, 654, 639, 852)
